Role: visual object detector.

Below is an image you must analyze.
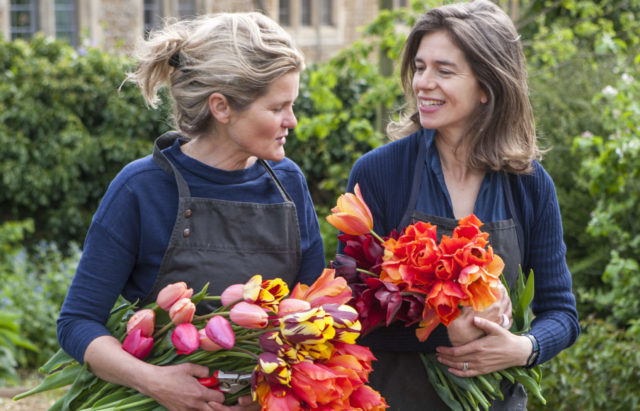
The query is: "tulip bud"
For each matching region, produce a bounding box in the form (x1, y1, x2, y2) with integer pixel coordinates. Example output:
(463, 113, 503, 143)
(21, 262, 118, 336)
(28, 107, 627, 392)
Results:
(326, 183, 373, 236)
(277, 298, 311, 317)
(169, 297, 196, 325)
(230, 302, 269, 329)
(205, 316, 235, 349)
(221, 283, 245, 306)
(122, 328, 154, 359)
(171, 323, 200, 355)
(198, 328, 222, 352)
(126, 309, 155, 337)
(157, 282, 193, 311)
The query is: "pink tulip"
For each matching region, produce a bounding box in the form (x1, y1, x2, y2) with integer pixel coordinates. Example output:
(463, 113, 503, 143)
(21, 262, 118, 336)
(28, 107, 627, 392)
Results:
(198, 328, 223, 352)
(171, 323, 200, 355)
(157, 282, 193, 311)
(122, 328, 154, 359)
(278, 298, 311, 317)
(221, 284, 245, 306)
(205, 316, 235, 349)
(169, 298, 196, 325)
(230, 302, 269, 329)
(126, 309, 155, 337)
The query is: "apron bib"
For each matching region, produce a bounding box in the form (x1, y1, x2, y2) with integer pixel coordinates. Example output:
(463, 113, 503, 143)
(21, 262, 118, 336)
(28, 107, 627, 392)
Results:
(140, 132, 302, 313)
(369, 137, 527, 411)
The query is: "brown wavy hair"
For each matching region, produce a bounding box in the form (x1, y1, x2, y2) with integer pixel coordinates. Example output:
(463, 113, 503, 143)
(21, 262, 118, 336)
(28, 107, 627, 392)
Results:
(387, 0, 540, 173)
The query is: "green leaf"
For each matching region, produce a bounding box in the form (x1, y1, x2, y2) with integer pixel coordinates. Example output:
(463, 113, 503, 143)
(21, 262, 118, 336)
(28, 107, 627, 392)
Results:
(13, 363, 82, 400)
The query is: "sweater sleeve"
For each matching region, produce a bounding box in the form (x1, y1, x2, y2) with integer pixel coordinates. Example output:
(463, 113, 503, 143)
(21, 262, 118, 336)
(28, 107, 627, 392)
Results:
(524, 165, 580, 365)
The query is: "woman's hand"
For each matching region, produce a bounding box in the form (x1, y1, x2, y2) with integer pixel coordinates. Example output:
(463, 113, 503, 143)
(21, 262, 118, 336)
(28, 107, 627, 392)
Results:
(136, 362, 226, 410)
(436, 317, 532, 377)
(447, 283, 512, 346)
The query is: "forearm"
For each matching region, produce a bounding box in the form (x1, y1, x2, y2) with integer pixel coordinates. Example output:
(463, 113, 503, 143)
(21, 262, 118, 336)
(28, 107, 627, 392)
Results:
(84, 335, 157, 396)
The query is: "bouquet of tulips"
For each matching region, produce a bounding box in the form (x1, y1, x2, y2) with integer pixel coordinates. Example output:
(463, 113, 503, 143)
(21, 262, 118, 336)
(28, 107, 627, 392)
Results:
(14, 269, 388, 410)
(326, 184, 545, 410)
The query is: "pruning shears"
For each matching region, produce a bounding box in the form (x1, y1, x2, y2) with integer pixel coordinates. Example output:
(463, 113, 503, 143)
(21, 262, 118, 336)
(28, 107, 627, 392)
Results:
(198, 370, 252, 394)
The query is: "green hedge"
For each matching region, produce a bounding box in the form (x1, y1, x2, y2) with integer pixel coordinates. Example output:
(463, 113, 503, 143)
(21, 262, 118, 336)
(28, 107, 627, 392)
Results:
(0, 35, 170, 249)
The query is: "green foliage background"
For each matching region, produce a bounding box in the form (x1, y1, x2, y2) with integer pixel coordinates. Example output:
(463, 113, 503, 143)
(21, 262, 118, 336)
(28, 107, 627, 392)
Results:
(1, 0, 639, 408)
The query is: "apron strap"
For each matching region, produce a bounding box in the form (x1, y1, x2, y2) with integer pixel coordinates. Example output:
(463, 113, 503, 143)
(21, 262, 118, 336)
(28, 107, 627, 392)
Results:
(502, 172, 525, 268)
(398, 132, 428, 230)
(258, 159, 293, 203)
(153, 132, 191, 198)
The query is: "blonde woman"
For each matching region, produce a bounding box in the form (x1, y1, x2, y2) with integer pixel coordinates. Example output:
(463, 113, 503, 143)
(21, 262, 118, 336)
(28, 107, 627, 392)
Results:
(57, 13, 324, 410)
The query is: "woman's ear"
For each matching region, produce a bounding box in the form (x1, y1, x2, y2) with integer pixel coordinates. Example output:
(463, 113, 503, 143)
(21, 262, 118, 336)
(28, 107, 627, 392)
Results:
(208, 93, 231, 124)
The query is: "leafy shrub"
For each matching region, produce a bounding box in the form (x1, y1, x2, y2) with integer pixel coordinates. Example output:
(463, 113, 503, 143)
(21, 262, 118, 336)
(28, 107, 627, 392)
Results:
(0, 35, 170, 250)
(530, 317, 640, 410)
(0, 221, 77, 368)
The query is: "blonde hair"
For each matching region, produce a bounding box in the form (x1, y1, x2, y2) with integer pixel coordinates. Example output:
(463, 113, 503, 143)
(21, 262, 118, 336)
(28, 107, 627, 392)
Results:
(125, 12, 304, 137)
(388, 0, 539, 173)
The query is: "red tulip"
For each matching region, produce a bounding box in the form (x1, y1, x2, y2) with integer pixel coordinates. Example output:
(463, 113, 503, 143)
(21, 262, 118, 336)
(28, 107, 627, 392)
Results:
(326, 183, 374, 235)
(171, 323, 199, 355)
(169, 297, 196, 325)
(229, 302, 269, 329)
(122, 328, 154, 359)
(198, 328, 222, 352)
(157, 282, 193, 311)
(126, 309, 155, 337)
(205, 316, 235, 349)
(221, 283, 244, 306)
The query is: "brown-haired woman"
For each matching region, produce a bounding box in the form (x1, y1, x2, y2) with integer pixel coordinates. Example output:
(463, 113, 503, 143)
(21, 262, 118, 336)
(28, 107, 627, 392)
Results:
(343, 1, 579, 409)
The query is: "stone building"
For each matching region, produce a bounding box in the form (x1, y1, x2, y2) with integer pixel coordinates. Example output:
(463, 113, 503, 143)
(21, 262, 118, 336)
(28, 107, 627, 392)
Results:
(0, 0, 409, 63)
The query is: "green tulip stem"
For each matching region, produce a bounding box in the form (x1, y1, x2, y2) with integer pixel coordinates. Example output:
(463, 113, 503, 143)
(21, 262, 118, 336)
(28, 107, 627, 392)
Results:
(231, 346, 260, 359)
(202, 295, 222, 301)
(193, 311, 230, 323)
(356, 268, 378, 277)
(235, 327, 278, 342)
(370, 230, 385, 244)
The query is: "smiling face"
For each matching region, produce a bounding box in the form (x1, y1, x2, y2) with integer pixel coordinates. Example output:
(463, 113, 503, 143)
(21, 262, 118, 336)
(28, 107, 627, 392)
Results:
(411, 31, 487, 142)
(224, 71, 300, 163)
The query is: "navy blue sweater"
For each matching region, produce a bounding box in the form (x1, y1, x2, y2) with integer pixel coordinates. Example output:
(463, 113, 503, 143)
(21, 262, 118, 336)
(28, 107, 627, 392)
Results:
(57, 140, 326, 363)
(345, 130, 579, 366)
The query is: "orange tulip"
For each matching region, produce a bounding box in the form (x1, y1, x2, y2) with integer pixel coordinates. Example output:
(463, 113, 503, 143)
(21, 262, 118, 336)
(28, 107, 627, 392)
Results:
(290, 361, 341, 408)
(350, 385, 389, 410)
(326, 183, 374, 236)
(289, 268, 352, 307)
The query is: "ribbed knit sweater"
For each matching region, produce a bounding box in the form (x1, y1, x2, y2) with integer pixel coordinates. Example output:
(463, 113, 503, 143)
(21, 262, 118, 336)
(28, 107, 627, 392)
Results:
(344, 129, 579, 366)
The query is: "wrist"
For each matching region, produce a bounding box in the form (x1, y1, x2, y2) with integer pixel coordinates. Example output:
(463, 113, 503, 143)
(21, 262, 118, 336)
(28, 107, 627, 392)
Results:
(523, 333, 540, 368)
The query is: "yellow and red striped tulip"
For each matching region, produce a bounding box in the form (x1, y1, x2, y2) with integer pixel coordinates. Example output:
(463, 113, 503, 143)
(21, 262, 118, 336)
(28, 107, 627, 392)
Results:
(243, 275, 289, 312)
(281, 306, 335, 346)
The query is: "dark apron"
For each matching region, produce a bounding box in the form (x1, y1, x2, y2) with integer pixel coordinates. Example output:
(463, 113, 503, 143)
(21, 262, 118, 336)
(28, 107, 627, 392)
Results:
(140, 132, 302, 313)
(369, 138, 527, 410)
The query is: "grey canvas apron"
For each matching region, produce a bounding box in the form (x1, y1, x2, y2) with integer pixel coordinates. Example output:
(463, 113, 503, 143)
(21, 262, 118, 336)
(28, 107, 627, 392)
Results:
(140, 133, 302, 313)
(368, 138, 527, 410)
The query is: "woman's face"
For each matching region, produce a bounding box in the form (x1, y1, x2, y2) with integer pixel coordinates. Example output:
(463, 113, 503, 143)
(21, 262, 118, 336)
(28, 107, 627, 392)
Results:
(411, 31, 487, 141)
(225, 71, 299, 163)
